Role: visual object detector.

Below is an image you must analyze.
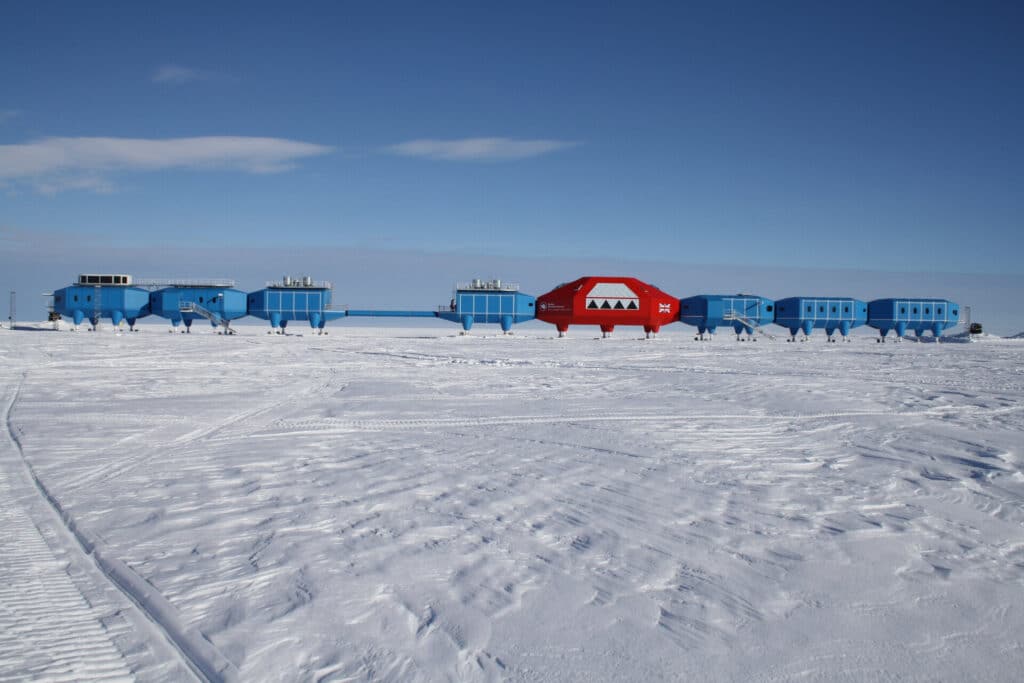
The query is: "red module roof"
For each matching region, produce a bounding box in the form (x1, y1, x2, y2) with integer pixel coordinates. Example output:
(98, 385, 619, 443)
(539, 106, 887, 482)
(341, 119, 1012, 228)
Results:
(536, 276, 679, 334)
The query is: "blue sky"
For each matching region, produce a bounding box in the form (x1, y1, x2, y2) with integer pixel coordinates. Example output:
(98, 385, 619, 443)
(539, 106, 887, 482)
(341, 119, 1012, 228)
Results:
(2, 1, 1023, 325)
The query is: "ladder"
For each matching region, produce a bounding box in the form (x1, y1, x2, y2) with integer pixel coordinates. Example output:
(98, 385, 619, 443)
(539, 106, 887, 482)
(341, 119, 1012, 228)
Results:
(179, 301, 235, 335)
(93, 285, 102, 330)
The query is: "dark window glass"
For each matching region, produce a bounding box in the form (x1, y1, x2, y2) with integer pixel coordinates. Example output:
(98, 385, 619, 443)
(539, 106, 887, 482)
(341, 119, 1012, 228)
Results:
(806, 305, 812, 313)
(913, 307, 918, 314)
(766, 305, 773, 312)
(844, 306, 849, 313)
(900, 307, 906, 314)
(938, 307, 943, 314)
(199, 296, 204, 303)
(819, 306, 825, 313)
(925, 308, 930, 314)
(101, 276, 112, 284)
(831, 306, 837, 313)
(73, 295, 78, 302)
(86, 295, 91, 301)
(953, 309, 958, 316)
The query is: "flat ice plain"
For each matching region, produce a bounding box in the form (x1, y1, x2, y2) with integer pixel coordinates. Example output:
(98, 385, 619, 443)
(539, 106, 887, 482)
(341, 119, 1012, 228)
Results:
(1, 323, 1022, 682)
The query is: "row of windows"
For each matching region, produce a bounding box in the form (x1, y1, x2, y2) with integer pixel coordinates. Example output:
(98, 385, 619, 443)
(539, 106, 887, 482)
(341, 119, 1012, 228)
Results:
(773, 304, 955, 318)
(806, 304, 854, 314)
(898, 305, 955, 316)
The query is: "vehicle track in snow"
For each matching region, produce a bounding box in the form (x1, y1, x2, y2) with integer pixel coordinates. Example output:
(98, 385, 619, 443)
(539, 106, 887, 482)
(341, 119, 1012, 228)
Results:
(61, 367, 345, 493)
(0, 376, 138, 681)
(242, 404, 1008, 438)
(1, 375, 230, 683)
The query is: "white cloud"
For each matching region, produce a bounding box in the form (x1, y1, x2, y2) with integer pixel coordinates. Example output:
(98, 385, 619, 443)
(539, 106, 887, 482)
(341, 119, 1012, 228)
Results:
(385, 137, 577, 161)
(152, 64, 209, 84)
(0, 136, 334, 193)
(33, 176, 117, 196)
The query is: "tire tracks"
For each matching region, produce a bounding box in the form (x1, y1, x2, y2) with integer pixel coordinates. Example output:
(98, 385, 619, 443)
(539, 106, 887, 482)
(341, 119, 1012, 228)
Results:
(63, 369, 345, 492)
(2, 373, 236, 683)
(245, 405, 989, 438)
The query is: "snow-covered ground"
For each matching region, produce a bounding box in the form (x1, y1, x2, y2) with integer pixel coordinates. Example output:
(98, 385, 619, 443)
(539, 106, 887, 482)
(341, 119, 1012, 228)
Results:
(1, 323, 1023, 682)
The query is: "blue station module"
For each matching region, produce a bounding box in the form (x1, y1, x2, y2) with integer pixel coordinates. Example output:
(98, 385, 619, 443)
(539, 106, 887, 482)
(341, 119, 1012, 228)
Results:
(52, 274, 151, 330)
(774, 297, 868, 342)
(679, 294, 775, 341)
(247, 276, 344, 334)
(867, 298, 960, 342)
(149, 281, 248, 333)
(437, 279, 536, 332)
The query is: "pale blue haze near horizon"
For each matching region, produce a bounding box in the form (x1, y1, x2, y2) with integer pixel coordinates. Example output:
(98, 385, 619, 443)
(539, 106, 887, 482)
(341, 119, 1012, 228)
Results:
(1, 1, 1022, 328)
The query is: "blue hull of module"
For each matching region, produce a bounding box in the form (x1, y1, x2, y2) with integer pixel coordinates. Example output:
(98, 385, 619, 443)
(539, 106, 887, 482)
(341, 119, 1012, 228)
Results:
(774, 297, 868, 341)
(679, 294, 775, 339)
(439, 286, 536, 331)
(867, 299, 960, 341)
(150, 287, 248, 329)
(52, 285, 151, 329)
(247, 282, 344, 333)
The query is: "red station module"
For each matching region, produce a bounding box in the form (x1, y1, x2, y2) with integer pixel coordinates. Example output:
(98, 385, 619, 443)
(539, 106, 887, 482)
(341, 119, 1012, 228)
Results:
(536, 276, 680, 337)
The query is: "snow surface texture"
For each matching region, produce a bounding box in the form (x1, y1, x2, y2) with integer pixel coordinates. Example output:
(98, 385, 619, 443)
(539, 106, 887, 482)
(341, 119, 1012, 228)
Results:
(1, 324, 1022, 682)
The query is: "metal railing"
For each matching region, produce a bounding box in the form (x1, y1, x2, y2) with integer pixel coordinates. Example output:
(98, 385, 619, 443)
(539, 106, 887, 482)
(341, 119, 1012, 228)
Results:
(134, 278, 236, 288)
(179, 301, 236, 333)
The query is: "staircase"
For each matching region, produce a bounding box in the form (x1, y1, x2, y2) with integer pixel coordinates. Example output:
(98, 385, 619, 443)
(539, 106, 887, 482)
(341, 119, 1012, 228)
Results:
(723, 310, 776, 340)
(179, 301, 235, 334)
